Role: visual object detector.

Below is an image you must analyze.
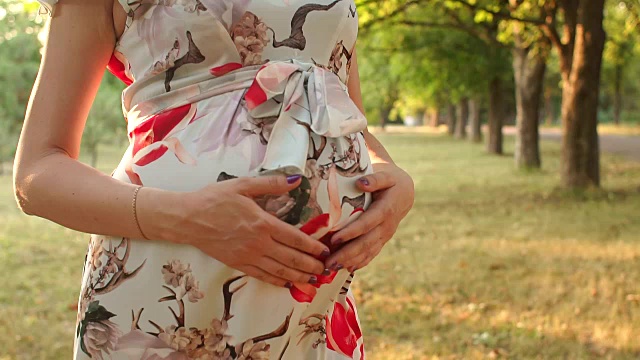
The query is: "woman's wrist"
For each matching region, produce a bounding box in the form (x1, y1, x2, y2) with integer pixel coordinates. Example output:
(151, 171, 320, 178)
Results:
(135, 186, 187, 243)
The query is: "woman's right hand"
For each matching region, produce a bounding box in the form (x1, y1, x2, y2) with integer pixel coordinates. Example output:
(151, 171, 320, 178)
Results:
(139, 174, 329, 288)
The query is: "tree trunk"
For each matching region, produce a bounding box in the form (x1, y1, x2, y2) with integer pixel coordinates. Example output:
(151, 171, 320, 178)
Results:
(512, 39, 547, 169)
(559, 0, 605, 187)
(430, 108, 440, 127)
(544, 87, 554, 126)
(487, 77, 503, 154)
(613, 63, 622, 125)
(469, 98, 482, 142)
(447, 104, 456, 136)
(90, 145, 99, 168)
(379, 105, 391, 130)
(455, 98, 469, 139)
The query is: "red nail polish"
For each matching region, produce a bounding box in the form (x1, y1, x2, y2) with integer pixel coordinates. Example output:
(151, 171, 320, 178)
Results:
(359, 178, 369, 186)
(284, 281, 293, 289)
(308, 276, 317, 284)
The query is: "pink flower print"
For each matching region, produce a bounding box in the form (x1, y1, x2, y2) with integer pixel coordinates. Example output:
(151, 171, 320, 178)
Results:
(161, 259, 192, 287)
(235, 340, 270, 360)
(175, 272, 205, 303)
(230, 11, 269, 66)
(115, 329, 190, 360)
(83, 319, 122, 360)
(161, 259, 204, 303)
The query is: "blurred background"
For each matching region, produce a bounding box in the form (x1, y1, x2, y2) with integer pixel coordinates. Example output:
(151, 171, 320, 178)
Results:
(1, 0, 640, 358)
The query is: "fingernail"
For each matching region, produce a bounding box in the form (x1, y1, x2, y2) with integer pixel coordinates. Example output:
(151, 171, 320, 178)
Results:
(359, 177, 369, 186)
(331, 238, 343, 245)
(322, 268, 331, 276)
(336, 264, 344, 270)
(287, 174, 302, 184)
(320, 248, 330, 258)
(284, 281, 293, 289)
(308, 276, 317, 284)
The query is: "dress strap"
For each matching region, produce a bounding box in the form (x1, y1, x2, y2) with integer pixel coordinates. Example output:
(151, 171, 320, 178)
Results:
(35, 0, 57, 17)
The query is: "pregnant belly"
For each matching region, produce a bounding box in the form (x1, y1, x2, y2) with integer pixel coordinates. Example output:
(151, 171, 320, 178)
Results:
(111, 89, 373, 237)
(112, 61, 374, 260)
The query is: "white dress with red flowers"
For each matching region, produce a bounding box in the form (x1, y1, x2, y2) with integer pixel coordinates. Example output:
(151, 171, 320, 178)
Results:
(37, 0, 371, 359)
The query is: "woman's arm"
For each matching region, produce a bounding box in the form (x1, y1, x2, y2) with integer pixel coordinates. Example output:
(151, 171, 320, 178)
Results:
(323, 47, 415, 272)
(13, 1, 330, 286)
(13, 0, 176, 240)
(346, 48, 395, 166)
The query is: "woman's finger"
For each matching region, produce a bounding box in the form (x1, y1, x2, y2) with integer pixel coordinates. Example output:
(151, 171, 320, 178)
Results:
(267, 215, 330, 258)
(238, 264, 291, 288)
(267, 239, 326, 275)
(232, 174, 302, 197)
(259, 256, 320, 284)
(329, 199, 387, 245)
(356, 170, 396, 192)
(325, 225, 384, 270)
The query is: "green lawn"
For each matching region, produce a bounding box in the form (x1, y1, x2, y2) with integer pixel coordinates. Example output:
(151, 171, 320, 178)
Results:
(1, 134, 640, 359)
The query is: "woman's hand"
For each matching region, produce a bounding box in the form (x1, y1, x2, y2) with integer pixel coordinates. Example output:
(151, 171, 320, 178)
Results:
(140, 175, 330, 289)
(324, 163, 414, 272)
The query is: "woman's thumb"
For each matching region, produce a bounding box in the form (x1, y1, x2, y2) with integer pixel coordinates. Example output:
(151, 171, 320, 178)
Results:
(235, 174, 302, 197)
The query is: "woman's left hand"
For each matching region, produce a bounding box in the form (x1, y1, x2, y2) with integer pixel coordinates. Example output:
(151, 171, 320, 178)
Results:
(324, 162, 415, 272)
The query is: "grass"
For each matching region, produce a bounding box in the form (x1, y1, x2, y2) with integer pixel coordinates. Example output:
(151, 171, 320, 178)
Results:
(1, 134, 640, 359)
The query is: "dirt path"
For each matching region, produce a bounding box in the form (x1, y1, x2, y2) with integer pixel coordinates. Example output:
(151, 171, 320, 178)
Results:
(502, 126, 640, 162)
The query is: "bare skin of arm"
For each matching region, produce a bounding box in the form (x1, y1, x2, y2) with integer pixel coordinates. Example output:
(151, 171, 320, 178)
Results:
(13, 0, 327, 287)
(323, 48, 415, 272)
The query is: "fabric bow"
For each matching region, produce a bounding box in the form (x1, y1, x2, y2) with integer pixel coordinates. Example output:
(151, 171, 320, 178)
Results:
(243, 60, 368, 176)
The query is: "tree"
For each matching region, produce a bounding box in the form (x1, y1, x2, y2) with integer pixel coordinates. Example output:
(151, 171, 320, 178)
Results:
(506, 2, 551, 169)
(602, 1, 638, 125)
(0, 0, 45, 174)
(82, 74, 126, 168)
(454, 97, 468, 139)
(540, 0, 607, 187)
(447, 0, 609, 187)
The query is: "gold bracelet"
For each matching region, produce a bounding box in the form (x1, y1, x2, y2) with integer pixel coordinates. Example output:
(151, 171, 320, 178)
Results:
(132, 186, 150, 240)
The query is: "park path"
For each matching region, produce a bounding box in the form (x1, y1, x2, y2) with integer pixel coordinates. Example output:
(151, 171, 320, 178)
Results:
(502, 126, 640, 162)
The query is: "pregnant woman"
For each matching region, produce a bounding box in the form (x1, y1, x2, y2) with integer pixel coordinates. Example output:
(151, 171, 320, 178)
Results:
(13, 0, 414, 358)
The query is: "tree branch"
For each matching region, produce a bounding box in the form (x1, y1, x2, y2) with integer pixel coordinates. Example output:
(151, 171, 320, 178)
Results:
(359, 0, 427, 31)
(446, 0, 545, 25)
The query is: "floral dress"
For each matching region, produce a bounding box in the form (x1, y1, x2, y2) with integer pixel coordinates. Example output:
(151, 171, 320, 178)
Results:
(36, 0, 371, 359)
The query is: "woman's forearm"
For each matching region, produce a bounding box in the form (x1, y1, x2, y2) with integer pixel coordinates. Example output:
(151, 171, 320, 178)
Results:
(363, 130, 395, 166)
(13, 150, 179, 241)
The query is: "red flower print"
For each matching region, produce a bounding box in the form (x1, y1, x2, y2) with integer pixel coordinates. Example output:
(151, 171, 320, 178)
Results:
(244, 63, 300, 110)
(107, 52, 134, 86)
(288, 167, 365, 303)
(210, 62, 243, 77)
(125, 104, 198, 184)
(325, 296, 364, 359)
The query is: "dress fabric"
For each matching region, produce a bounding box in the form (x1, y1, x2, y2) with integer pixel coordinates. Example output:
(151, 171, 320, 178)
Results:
(36, 0, 372, 359)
